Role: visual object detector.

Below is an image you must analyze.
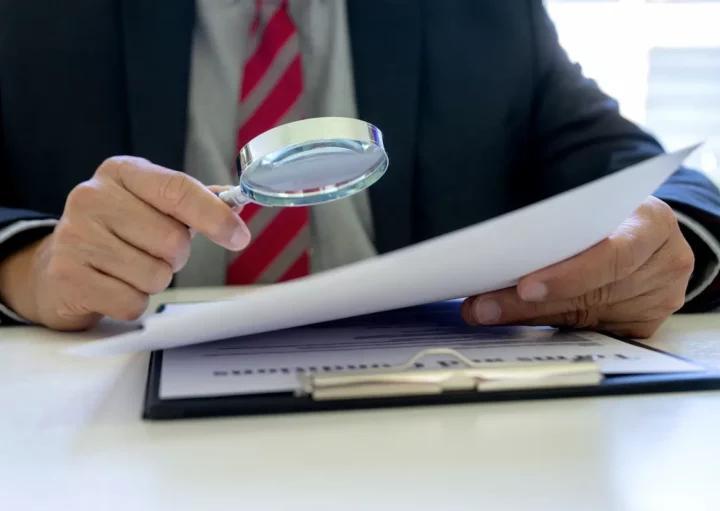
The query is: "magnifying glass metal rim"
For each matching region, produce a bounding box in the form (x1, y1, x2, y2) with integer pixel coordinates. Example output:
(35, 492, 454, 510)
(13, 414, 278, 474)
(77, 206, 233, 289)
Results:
(216, 117, 387, 207)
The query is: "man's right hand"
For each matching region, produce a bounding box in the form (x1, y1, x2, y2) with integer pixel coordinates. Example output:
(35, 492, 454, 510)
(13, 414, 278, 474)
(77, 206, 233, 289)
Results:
(0, 156, 251, 330)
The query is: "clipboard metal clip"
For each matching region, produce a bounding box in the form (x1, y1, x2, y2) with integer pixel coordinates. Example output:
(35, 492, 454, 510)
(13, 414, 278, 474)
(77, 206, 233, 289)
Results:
(296, 348, 604, 401)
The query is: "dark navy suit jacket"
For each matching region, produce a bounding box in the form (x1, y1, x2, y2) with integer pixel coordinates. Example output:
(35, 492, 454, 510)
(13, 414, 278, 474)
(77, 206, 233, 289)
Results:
(1, 0, 720, 310)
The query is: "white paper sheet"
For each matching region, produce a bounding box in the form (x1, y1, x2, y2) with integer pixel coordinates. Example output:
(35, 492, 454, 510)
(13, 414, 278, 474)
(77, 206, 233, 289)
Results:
(68, 146, 698, 357)
(158, 301, 701, 399)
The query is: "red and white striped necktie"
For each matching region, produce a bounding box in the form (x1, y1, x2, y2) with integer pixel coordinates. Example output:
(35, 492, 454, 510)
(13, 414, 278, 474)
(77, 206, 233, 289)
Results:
(226, 0, 310, 285)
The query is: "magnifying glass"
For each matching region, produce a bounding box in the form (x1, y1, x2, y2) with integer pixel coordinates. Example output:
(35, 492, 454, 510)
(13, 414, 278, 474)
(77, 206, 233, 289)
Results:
(216, 117, 388, 208)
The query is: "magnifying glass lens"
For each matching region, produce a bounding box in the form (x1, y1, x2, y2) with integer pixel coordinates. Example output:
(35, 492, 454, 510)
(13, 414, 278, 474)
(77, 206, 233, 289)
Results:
(241, 139, 386, 206)
(217, 117, 388, 208)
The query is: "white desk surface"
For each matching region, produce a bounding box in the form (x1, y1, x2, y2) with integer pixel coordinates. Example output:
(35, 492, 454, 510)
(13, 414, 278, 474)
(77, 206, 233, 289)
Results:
(2, 287, 720, 511)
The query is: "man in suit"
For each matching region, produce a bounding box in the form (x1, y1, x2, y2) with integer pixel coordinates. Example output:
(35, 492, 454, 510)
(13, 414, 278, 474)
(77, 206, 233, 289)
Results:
(1, 0, 719, 335)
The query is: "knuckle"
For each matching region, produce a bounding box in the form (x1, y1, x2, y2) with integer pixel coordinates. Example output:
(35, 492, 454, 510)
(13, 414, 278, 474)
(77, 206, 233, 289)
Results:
(96, 155, 147, 179)
(652, 197, 678, 226)
(62, 297, 96, 321)
(662, 292, 686, 314)
(672, 245, 695, 278)
(113, 293, 150, 321)
(561, 307, 599, 330)
(173, 244, 191, 272)
(643, 196, 677, 233)
(612, 237, 639, 281)
(158, 172, 193, 210)
(95, 157, 120, 179)
(561, 309, 582, 328)
(145, 262, 174, 294)
(580, 286, 610, 308)
(65, 182, 102, 212)
(116, 242, 142, 268)
(163, 227, 192, 267)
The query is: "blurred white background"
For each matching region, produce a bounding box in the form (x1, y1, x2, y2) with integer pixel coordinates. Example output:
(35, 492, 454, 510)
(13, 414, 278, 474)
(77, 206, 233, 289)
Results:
(546, 0, 720, 184)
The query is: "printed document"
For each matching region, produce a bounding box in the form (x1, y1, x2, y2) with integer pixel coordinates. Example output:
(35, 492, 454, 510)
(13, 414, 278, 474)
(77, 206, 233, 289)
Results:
(158, 301, 701, 399)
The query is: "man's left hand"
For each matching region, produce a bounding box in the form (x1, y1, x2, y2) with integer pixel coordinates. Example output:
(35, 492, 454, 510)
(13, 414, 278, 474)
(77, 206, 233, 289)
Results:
(461, 196, 695, 338)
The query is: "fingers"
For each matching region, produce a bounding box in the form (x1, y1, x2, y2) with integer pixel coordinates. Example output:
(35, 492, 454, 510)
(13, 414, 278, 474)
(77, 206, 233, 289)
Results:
(39, 252, 150, 330)
(517, 196, 674, 303)
(515, 288, 680, 330)
(96, 157, 250, 250)
(31, 157, 252, 331)
(59, 266, 150, 323)
(599, 232, 694, 304)
(463, 266, 686, 329)
(81, 228, 174, 295)
(462, 251, 689, 336)
(462, 288, 603, 328)
(51, 218, 175, 294)
(461, 287, 676, 337)
(461, 198, 689, 339)
(602, 276, 688, 324)
(93, 191, 192, 272)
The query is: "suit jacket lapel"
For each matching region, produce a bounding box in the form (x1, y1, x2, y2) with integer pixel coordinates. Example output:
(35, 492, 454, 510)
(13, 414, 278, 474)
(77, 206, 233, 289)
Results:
(347, 0, 423, 254)
(119, 0, 195, 171)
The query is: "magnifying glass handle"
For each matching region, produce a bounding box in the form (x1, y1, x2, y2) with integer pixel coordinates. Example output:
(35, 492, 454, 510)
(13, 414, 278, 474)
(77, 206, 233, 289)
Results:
(216, 186, 252, 208)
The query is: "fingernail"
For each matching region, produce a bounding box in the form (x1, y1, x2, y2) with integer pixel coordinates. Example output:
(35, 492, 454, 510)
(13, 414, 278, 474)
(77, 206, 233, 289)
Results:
(230, 223, 251, 249)
(520, 282, 547, 302)
(474, 300, 501, 324)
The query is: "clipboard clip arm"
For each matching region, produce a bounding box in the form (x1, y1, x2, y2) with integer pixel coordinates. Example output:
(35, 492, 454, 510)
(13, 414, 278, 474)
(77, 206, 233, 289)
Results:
(296, 348, 603, 401)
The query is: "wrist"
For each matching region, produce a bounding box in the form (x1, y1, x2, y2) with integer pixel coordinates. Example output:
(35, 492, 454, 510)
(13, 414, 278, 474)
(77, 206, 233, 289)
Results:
(0, 236, 47, 324)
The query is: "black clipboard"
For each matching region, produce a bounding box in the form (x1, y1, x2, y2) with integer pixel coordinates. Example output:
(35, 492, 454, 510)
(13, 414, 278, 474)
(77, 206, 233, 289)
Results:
(142, 305, 720, 421)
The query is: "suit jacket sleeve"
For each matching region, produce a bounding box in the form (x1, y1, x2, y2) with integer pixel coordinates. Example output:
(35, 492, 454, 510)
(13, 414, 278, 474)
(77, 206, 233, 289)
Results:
(0, 207, 58, 229)
(0, 83, 60, 235)
(1, 94, 59, 324)
(530, 0, 720, 312)
(0, 91, 59, 269)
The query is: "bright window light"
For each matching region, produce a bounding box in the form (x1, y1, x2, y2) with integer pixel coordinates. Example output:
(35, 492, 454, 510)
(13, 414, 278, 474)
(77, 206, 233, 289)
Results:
(546, 0, 720, 185)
